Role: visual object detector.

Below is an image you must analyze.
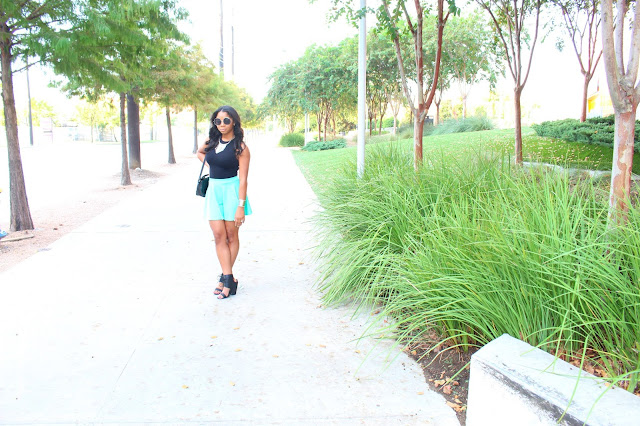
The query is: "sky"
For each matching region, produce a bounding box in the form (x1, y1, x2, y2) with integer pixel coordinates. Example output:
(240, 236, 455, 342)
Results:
(178, 0, 357, 103)
(10, 0, 593, 124)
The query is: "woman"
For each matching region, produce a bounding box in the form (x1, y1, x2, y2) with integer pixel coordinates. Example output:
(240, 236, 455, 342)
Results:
(197, 106, 252, 299)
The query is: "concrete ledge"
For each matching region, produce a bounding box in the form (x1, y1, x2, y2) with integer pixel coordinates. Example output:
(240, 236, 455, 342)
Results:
(466, 334, 640, 425)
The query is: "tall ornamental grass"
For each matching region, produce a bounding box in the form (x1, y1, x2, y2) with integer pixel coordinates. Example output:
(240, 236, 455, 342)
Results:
(314, 144, 640, 392)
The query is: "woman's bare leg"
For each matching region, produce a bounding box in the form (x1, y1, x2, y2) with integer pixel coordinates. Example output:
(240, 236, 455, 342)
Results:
(225, 220, 240, 266)
(210, 220, 232, 293)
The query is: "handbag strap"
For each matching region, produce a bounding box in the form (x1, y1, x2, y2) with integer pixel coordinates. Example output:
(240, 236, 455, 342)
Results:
(199, 158, 207, 178)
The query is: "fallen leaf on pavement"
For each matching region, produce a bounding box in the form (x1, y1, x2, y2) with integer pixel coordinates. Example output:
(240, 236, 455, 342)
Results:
(434, 379, 446, 387)
(442, 385, 452, 395)
(446, 401, 466, 412)
(182, 385, 189, 389)
(417, 391, 424, 395)
(235, 348, 242, 352)
(211, 336, 217, 339)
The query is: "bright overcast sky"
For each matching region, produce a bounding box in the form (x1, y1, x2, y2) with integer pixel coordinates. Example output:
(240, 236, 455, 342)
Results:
(12, 0, 590, 123)
(178, 0, 357, 103)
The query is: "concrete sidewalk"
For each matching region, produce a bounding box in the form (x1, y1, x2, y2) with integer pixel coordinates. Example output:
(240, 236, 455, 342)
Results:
(0, 137, 459, 425)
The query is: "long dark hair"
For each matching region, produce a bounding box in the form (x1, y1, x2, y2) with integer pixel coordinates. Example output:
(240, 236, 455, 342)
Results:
(204, 105, 245, 157)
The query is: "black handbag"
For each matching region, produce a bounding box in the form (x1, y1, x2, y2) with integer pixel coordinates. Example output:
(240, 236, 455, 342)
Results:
(196, 160, 209, 197)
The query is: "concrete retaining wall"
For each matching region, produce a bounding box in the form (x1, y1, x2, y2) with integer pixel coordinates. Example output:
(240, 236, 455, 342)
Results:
(466, 334, 640, 425)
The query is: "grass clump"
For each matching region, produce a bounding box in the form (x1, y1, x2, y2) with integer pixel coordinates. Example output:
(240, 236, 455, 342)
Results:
(311, 143, 640, 393)
(301, 138, 347, 152)
(279, 133, 305, 147)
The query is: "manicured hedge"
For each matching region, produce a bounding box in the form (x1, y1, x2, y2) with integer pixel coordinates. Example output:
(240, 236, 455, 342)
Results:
(532, 115, 640, 152)
(301, 138, 347, 152)
(279, 133, 305, 147)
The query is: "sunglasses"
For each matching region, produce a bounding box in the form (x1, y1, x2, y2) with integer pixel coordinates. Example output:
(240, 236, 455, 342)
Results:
(214, 117, 232, 126)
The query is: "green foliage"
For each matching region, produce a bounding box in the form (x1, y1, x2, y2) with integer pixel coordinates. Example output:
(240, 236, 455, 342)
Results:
(18, 99, 55, 126)
(429, 116, 494, 135)
(263, 40, 357, 136)
(279, 133, 305, 147)
(381, 116, 398, 128)
(532, 115, 640, 153)
(306, 143, 640, 392)
(52, 0, 189, 99)
(301, 138, 347, 151)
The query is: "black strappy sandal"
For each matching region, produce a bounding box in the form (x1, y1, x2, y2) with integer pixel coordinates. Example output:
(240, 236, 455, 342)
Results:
(217, 274, 238, 299)
(214, 273, 238, 295)
(213, 273, 224, 295)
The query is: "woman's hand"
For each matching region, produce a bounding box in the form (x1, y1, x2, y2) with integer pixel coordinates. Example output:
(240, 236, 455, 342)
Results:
(235, 209, 245, 228)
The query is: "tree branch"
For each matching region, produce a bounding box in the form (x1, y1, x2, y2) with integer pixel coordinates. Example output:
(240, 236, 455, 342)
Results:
(520, 0, 541, 88)
(628, 0, 640, 98)
(382, 0, 416, 117)
(601, 0, 622, 107)
(614, 0, 626, 75)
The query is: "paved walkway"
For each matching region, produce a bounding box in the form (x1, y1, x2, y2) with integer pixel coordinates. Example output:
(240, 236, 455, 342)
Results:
(0, 136, 459, 425)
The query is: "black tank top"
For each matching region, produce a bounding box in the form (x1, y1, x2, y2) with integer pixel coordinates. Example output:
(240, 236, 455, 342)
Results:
(205, 139, 239, 179)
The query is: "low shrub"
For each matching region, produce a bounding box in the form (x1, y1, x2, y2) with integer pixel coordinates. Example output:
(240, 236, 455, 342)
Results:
(301, 138, 347, 151)
(532, 115, 640, 152)
(279, 133, 305, 147)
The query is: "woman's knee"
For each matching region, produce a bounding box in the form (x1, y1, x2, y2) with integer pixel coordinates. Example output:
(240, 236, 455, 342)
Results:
(225, 226, 239, 244)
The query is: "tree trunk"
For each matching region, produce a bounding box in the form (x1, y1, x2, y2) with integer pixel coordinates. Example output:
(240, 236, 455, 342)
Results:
(413, 113, 425, 170)
(1, 39, 33, 231)
(316, 112, 322, 141)
(193, 107, 198, 154)
(609, 108, 636, 224)
(119, 93, 131, 186)
(166, 107, 176, 164)
(513, 87, 524, 165)
(393, 116, 397, 135)
(435, 101, 441, 125)
(462, 95, 468, 119)
(580, 74, 591, 122)
(127, 93, 141, 169)
(323, 112, 329, 142)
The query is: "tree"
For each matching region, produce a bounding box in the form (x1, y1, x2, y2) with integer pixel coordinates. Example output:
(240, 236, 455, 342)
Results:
(476, 0, 543, 165)
(552, 0, 602, 122)
(0, 1, 79, 230)
(264, 61, 305, 134)
(75, 98, 118, 143)
(381, 1, 458, 168)
(600, 0, 640, 225)
(325, 0, 459, 167)
(366, 31, 400, 135)
(298, 43, 357, 141)
(53, 0, 188, 174)
(443, 11, 503, 118)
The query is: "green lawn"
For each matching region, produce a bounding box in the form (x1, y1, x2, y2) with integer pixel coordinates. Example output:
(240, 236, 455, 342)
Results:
(293, 128, 639, 193)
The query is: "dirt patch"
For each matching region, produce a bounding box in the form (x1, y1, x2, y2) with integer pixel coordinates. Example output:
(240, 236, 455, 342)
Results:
(404, 337, 478, 425)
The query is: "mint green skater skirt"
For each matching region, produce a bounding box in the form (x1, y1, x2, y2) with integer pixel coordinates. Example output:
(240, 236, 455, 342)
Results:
(204, 176, 252, 221)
